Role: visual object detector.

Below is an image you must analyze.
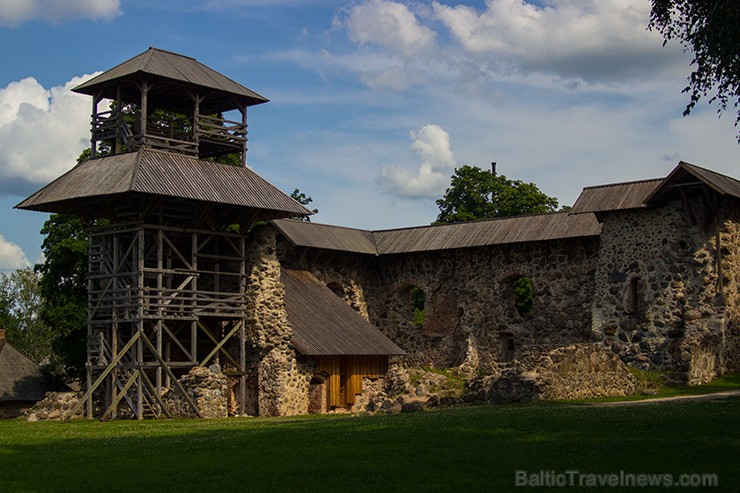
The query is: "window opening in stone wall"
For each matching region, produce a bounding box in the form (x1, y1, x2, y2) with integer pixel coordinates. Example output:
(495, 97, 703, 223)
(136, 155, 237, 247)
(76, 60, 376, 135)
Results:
(513, 276, 533, 317)
(627, 277, 645, 322)
(410, 286, 426, 328)
(500, 332, 516, 361)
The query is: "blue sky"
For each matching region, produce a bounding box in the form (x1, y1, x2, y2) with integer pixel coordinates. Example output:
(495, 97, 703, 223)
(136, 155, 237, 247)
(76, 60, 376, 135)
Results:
(0, 0, 738, 271)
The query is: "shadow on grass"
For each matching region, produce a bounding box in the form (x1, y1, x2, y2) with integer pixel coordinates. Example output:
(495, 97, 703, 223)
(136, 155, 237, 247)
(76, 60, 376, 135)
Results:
(1, 399, 738, 492)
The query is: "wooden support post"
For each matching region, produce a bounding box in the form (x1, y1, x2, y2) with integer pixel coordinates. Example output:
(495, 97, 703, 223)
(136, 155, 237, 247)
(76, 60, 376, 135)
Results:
(240, 105, 248, 167)
(136, 228, 145, 420)
(115, 85, 122, 154)
(156, 229, 164, 394)
(139, 81, 148, 147)
(239, 236, 246, 415)
(66, 331, 142, 422)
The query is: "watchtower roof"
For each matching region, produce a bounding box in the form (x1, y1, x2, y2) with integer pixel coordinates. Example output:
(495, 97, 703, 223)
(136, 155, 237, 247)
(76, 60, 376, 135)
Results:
(16, 149, 310, 220)
(73, 47, 268, 114)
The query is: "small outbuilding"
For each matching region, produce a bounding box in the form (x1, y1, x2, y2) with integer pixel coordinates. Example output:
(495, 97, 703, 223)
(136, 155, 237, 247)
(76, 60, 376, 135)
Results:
(0, 329, 54, 418)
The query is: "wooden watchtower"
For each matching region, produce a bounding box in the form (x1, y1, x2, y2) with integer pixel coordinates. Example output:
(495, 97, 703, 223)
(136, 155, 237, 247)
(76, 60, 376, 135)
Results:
(17, 48, 310, 419)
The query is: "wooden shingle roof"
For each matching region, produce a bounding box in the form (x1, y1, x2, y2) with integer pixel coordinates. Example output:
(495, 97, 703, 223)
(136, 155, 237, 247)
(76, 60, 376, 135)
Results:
(272, 220, 377, 254)
(373, 212, 600, 254)
(282, 268, 404, 356)
(0, 340, 50, 402)
(644, 161, 740, 205)
(274, 211, 601, 256)
(16, 149, 311, 220)
(571, 162, 740, 215)
(570, 178, 663, 214)
(73, 48, 268, 114)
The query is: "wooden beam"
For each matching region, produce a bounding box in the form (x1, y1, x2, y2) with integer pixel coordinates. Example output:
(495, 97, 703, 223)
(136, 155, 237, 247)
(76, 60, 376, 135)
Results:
(199, 321, 242, 367)
(66, 330, 142, 422)
(140, 331, 203, 418)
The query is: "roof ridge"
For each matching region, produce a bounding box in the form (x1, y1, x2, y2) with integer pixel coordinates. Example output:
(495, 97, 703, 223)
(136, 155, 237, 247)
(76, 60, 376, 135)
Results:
(147, 46, 197, 61)
(372, 210, 574, 234)
(580, 177, 664, 191)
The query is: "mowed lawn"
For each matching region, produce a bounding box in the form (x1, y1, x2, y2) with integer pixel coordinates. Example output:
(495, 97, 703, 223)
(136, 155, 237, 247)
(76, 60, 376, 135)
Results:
(1, 398, 738, 493)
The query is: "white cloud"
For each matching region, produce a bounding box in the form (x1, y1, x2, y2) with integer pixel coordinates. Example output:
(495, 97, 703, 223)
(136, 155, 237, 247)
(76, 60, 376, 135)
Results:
(345, 0, 436, 57)
(377, 124, 458, 199)
(0, 234, 29, 273)
(432, 0, 684, 82)
(0, 73, 100, 197)
(0, 0, 121, 26)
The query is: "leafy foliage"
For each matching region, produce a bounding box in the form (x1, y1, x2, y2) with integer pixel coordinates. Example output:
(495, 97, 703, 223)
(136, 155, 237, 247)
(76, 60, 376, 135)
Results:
(410, 287, 426, 327)
(435, 166, 559, 224)
(649, 0, 740, 141)
(0, 268, 55, 365)
(35, 214, 89, 381)
(290, 188, 318, 221)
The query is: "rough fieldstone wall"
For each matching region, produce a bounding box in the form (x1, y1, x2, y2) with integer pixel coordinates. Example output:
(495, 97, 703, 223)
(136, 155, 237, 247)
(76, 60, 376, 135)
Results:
(470, 344, 636, 403)
(246, 226, 311, 416)
(164, 365, 228, 418)
(367, 239, 599, 371)
(279, 232, 599, 373)
(592, 197, 740, 383)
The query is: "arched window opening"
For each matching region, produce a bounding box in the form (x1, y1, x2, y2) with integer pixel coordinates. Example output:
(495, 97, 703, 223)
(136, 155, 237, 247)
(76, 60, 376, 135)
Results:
(513, 276, 533, 317)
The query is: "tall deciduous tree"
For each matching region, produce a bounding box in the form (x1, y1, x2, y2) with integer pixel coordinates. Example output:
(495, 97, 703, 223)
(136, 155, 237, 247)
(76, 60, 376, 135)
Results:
(435, 165, 559, 224)
(0, 267, 54, 365)
(649, 0, 740, 141)
(35, 214, 88, 381)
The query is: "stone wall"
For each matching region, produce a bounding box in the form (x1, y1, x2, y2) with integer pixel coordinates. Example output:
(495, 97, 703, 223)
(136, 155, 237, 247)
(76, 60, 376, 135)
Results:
(591, 197, 740, 383)
(470, 344, 636, 403)
(246, 226, 311, 416)
(280, 234, 599, 374)
(24, 392, 85, 421)
(164, 365, 228, 418)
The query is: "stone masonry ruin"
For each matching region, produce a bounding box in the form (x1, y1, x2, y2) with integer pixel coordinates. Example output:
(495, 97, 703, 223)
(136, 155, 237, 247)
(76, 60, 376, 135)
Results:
(15, 48, 740, 419)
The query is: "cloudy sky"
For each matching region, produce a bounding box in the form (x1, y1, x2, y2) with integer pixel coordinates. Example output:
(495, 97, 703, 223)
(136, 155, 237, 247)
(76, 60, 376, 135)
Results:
(0, 0, 738, 272)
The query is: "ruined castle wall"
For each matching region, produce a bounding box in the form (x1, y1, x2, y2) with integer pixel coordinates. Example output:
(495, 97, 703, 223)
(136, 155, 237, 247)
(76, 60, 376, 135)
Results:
(278, 231, 600, 373)
(367, 238, 599, 371)
(245, 226, 311, 416)
(592, 197, 740, 383)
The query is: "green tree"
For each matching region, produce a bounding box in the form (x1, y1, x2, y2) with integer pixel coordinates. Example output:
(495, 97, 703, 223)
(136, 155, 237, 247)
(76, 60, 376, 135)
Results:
(0, 268, 55, 365)
(649, 0, 740, 141)
(290, 188, 318, 221)
(435, 165, 559, 224)
(35, 214, 89, 381)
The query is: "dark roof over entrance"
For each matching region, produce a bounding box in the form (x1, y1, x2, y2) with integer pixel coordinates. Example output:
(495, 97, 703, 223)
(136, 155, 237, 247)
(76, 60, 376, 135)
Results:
(73, 47, 268, 114)
(0, 339, 50, 402)
(16, 149, 311, 220)
(282, 268, 404, 356)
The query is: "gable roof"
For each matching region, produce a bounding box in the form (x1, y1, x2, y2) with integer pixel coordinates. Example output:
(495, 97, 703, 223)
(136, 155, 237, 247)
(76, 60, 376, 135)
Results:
(644, 161, 740, 205)
(571, 162, 740, 215)
(282, 268, 404, 356)
(0, 340, 50, 402)
(272, 220, 378, 254)
(16, 149, 311, 220)
(273, 211, 601, 256)
(73, 47, 268, 112)
(570, 178, 663, 215)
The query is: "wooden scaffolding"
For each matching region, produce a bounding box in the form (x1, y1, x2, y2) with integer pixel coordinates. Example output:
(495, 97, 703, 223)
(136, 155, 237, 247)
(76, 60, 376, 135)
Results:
(79, 207, 250, 419)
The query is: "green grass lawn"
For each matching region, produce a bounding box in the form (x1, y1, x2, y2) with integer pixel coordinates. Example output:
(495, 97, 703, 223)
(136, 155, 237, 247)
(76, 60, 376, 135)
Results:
(1, 396, 738, 492)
